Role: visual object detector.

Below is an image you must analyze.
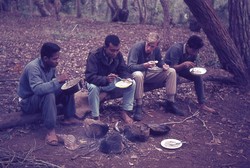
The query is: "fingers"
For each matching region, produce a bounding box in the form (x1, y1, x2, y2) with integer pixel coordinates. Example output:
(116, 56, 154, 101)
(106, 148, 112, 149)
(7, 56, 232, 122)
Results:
(144, 61, 156, 68)
(107, 73, 118, 83)
(184, 62, 195, 68)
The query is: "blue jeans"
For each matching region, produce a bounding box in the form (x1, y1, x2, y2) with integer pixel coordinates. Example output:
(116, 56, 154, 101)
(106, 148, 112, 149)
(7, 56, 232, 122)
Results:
(178, 69, 205, 104)
(19, 90, 76, 130)
(86, 79, 136, 117)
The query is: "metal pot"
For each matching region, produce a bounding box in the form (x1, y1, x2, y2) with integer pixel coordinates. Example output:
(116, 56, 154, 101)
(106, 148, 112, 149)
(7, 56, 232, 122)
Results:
(61, 78, 83, 95)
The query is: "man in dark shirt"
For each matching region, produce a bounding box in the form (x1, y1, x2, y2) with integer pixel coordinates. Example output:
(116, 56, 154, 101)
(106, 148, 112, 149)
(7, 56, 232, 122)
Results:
(85, 34, 136, 124)
(164, 35, 215, 113)
(127, 32, 184, 121)
(18, 42, 79, 146)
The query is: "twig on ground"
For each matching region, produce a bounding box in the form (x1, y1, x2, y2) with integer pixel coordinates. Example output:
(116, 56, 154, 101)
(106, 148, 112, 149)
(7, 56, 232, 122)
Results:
(71, 147, 98, 160)
(71, 24, 78, 32)
(188, 106, 218, 144)
(0, 143, 61, 168)
(162, 110, 200, 125)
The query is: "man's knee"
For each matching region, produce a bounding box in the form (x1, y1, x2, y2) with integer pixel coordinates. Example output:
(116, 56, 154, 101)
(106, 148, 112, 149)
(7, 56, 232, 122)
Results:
(87, 83, 98, 91)
(132, 71, 144, 82)
(164, 68, 176, 78)
(167, 67, 176, 74)
(87, 83, 100, 96)
(44, 93, 56, 102)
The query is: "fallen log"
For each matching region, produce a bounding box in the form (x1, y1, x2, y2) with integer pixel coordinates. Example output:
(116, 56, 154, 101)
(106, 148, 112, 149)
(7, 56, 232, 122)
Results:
(0, 112, 42, 130)
(0, 83, 165, 130)
(1, 71, 230, 130)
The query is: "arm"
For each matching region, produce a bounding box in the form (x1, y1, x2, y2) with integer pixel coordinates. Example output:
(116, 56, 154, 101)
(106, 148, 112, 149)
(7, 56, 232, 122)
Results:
(164, 45, 191, 72)
(28, 66, 61, 96)
(173, 61, 195, 72)
(127, 44, 147, 72)
(116, 54, 132, 79)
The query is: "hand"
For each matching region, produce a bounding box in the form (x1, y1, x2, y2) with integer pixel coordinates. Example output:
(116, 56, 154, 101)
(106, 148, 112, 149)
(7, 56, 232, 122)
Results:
(144, 61, 156, 69)
(57, 72, 69, 83)
(183, 61, 195, 69)
(162, 64, 170, 71)
(107, 73, 118, 83)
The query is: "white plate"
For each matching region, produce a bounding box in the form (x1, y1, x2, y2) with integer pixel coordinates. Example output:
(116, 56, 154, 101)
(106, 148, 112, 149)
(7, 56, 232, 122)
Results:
(115, 80, 132, 88)
(161, 139, 182, 149)
(190, 67, 207, 75)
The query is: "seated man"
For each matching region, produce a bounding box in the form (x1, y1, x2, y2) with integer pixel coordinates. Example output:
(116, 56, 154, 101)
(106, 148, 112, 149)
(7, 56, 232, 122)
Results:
(17, 42, 80, 146)
(127, 32, 184, 121)
(164, 35, 215, 112)
(85, 34, 136, 124)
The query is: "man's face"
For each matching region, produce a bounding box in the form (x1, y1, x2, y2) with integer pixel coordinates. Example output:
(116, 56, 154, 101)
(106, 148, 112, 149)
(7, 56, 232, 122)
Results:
(44, 52, 60, 68)
(186, 46, 200, 56)
(145, 41, 158, 54)
(105, 43, 120, 58)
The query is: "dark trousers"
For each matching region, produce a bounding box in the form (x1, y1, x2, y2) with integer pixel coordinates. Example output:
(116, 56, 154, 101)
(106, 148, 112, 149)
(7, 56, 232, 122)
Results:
(19, 90, 76, 130)
(178, 69, 205, 104)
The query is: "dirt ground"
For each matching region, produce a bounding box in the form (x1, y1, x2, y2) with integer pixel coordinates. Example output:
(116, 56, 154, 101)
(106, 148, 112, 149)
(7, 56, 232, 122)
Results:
(0, 13, 250, 168)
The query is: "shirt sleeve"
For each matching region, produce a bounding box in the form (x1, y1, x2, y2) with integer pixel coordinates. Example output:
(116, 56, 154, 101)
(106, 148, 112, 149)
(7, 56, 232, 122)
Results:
(164, 45, 182, 66)
(85, 52, 109, 86)
(27, 65, 61, 96)
(127, 45, 147, 73)
(116, 54, 132, 79)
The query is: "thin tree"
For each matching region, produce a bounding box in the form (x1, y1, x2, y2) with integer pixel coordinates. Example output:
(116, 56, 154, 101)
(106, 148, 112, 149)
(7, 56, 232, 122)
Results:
(136, 0, 147, 24)
(76, 0, 82, 18)
(159, 0, 170, 50)
(184, 0, 248, 85)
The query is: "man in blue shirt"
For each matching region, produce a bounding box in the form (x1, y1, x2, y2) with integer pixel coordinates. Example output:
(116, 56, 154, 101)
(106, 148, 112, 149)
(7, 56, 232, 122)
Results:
(18, 42, 79, 146)
(164, 35, 215, 113)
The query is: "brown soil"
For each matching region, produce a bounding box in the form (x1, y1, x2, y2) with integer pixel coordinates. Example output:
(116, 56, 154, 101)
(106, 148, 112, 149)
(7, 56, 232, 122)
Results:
(0, 13, 250, 168)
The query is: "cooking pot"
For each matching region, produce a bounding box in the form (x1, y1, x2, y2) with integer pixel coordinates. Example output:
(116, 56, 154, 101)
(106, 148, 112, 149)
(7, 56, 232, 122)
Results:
(61, 77, 83, 95)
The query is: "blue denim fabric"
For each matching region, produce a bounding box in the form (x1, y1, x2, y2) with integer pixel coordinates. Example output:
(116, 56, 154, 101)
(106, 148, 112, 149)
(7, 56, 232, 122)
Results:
(178, 69, 205, 104)
(86, 78, 136, 117)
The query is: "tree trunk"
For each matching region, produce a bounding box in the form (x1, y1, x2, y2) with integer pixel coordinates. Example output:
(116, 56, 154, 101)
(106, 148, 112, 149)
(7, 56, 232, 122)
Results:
(53, 0, 62, 21)
(228, 0, 250, 73)
(106, 0, 129, 22)
(90, 0, 96, 16)
(184, 0, 248, 85)
(33, 0, 50, 17)
(76, 0, 82, 18)
(159, 0, 170, 50)
(136, 0, 146, 24)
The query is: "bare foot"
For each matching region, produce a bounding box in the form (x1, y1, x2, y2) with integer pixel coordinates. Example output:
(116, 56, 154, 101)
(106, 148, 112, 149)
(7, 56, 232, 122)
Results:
(199, 104, 216, 113)
(121, 111, 133, 124)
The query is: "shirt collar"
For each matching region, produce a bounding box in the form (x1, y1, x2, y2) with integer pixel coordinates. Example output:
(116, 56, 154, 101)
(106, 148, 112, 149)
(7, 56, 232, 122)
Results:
(39, 57, 50, 72)
(103, 48, 114, 65)
(183, 43, 187, 55)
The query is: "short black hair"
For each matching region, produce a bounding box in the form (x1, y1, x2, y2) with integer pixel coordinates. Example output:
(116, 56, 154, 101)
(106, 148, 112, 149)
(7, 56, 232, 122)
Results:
(187, 35, 204, 50)
(104, 35, 120, 48)
(40, 42, 60, 58)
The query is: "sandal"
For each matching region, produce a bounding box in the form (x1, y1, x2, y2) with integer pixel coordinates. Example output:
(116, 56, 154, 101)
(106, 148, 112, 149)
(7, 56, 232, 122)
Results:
(45, 134, 59, 146)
